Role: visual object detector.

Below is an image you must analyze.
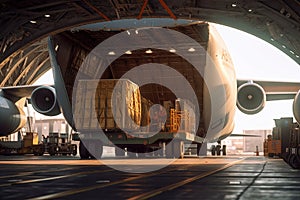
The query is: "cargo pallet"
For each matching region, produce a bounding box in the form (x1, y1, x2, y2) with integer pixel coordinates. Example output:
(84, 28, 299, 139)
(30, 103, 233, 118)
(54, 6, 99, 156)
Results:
(74, 79, 205, 159)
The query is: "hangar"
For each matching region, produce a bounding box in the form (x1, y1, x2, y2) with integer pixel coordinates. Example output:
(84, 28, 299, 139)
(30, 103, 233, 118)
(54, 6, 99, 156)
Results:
(0, 1, 300, 199)
(0, 0, 299, 87)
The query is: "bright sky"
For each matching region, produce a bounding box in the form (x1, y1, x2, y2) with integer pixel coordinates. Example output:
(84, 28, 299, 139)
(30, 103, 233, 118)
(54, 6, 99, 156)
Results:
(214, 24, 300, 133)
(34, 23, 300, 132)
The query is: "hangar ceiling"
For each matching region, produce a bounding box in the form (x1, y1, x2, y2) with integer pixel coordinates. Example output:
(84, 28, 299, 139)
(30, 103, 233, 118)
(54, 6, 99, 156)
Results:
(0, 0, 299, 87)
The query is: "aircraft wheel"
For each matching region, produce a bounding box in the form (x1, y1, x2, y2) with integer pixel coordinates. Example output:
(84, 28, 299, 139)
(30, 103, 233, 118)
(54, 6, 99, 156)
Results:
(197, 143, 202, 156)
(49, 147, 56, 156)
(285, 152, 291, 163)
(290, 154, 300, 169)
(222, 145, 227, 156)
(211, 145, 216, 156)
(79, 141, 89, 159)
(216, 145, 221, 156)
(289, 154, 296, 168)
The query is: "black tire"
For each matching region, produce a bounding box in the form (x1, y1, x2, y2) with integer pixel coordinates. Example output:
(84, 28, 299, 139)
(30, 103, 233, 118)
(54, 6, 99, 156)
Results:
(289, 154, 300, 169)
(211, 145, 216, 156)
(216, 145, 221, 156)
(49, 146, 56, 156)
(222, 145, 227, 156)
(197, 143, 202, 156)
(289, 154, 297, 168)
(79, 141, 89, 159)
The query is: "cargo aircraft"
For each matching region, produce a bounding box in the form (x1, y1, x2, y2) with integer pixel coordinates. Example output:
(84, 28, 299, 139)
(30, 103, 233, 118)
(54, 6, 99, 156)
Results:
(1, 19, 300, 158)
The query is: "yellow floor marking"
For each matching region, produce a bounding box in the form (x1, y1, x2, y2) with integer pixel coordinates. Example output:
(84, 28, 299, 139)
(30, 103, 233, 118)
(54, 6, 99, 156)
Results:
(127, 158, 245, 200)
(28, 167, 179, 200)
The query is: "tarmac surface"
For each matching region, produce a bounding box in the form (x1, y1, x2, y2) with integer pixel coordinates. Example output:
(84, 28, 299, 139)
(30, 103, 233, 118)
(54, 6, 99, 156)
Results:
(0, 155, 299, 200)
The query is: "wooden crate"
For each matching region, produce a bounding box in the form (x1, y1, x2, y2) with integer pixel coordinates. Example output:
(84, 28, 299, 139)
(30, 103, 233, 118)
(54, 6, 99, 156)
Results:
(174, 98, 196, 133)
(73, 79, 141, 131)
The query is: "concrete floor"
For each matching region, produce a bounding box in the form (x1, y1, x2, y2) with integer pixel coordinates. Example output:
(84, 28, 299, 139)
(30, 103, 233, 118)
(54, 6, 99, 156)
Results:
(0, 156, 299, 199)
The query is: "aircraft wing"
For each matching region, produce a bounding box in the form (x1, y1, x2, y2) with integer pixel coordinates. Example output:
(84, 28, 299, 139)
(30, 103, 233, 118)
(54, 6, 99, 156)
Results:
(1, 85, 43, 98)
(0, 85, 53, 103)
(237, 80, 300, 101)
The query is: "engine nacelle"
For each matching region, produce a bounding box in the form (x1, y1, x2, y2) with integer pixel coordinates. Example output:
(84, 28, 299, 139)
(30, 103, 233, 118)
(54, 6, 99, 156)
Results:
(237, 82, 266, 115)
(31, 86, 61, 116)
(293, 90, 300, 124)
(0, 96, 26, 136)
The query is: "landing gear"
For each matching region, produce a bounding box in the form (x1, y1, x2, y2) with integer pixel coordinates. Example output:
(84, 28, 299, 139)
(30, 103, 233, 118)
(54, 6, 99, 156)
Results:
(211, 141, 226, 156)
(79, 140, 103, 159)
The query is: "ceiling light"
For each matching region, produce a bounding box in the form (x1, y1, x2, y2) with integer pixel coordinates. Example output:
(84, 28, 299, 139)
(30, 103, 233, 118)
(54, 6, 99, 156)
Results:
(44, 14, 51, 18)
(296, 55, 299, 58)
(188, 47, 195, 52)
(282, 45, 286, 49)
(231, 3, 237, 7)
(290, 50, 295, 54)
(145, 49, 153, 54)
(135, 29, 139, 34)
(229, 181, 241, 185)
(169, 48, 176, 53)
(55, 45, 59, 51)
(248, 9, 252, 12)
(126, 30, 130, 35)
(108, 51, 116, 55)
(30, 20, 37, 24)
(125, 50, 132, 55)
(270, 38, 274, 41)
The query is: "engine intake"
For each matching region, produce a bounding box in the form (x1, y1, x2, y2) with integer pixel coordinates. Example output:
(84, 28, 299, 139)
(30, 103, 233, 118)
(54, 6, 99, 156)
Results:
(237, 82, 266, 114)
(0, 96, 26, 136)
(31, 86, 61, 116)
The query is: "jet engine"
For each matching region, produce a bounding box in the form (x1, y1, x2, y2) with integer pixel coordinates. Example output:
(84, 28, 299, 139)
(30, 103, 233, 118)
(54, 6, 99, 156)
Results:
(237, 82, 266, 114)
(31, 86, 61, 116)
(0, 96, 26, 136)
(293, 90, 300, 124)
